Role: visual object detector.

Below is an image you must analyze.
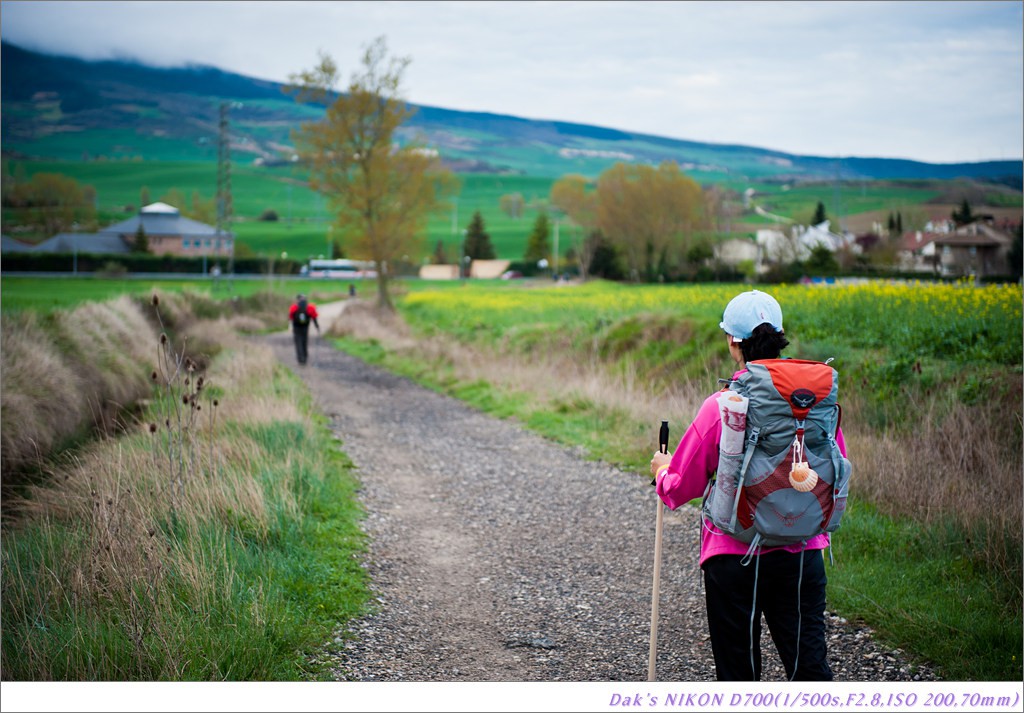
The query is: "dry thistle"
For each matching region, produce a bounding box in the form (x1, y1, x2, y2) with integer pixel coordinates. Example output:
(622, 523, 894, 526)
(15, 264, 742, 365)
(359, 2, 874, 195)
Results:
(151, 294, 160, 306)
(151, 370, 158, 381)
(160, 333, 168, 345)
(148, 423, 157, 434)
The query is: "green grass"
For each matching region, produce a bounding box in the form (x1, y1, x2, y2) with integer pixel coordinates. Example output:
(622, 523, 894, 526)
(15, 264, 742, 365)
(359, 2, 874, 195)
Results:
(828, 502, 1022, 681)
(0, 275, 356, 314)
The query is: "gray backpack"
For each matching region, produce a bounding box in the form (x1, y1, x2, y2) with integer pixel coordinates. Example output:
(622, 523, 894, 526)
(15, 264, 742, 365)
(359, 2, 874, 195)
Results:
(703, 358, 852, 550)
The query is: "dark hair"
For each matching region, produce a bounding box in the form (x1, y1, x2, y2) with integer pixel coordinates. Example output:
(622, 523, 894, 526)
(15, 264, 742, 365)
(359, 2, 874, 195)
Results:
(739, 323, 790, 362)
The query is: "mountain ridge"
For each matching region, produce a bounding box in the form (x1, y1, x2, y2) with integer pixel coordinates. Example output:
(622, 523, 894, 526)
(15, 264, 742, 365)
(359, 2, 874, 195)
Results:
(2, 40, 1021, 182)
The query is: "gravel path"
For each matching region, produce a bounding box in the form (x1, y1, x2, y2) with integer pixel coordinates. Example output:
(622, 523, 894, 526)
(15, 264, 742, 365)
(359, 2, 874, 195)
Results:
(265, 303, 939, 683)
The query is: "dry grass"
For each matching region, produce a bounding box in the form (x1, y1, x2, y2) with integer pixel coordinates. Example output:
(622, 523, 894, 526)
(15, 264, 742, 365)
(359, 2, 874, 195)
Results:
(0, 311, 89, 475)
(1, 296, 159, 477)
(1, 307, 315, 678)
(848, 386, 1023, 569)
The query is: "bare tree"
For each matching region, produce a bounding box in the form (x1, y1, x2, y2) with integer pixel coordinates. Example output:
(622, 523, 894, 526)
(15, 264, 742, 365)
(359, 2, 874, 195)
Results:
(549, 174, 597, 280)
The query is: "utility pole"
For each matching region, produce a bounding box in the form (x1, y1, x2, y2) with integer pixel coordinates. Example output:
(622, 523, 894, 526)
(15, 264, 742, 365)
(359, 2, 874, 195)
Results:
(216, 102, 234, 279)
(553, 218, 559, 276)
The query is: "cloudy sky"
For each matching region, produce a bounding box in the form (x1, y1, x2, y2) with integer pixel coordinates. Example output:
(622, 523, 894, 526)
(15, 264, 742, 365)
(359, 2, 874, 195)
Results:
(2, 0, 1022, 164)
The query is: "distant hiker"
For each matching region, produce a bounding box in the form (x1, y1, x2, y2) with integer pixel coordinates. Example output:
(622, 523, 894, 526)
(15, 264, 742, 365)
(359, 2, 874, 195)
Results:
(348, 283, 356, 298)
(649, 289, 848, 681)
(289, 293, 320, 365)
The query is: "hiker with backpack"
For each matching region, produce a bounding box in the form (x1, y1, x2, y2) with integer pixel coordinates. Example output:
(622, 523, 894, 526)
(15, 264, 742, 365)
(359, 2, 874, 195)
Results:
(288, 293, 320, 365)
(649, 289, 850, 682)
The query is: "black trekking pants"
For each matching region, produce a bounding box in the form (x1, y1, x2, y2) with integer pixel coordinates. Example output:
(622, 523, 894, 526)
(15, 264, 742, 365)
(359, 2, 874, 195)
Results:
(293, 325, 310, 364)
(703, 549, 833, 681)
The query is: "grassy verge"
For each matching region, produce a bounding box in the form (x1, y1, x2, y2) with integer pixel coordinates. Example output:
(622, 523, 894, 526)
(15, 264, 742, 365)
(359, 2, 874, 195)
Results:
(327, 290, 1022, 681)
(1, 296, 371, 680)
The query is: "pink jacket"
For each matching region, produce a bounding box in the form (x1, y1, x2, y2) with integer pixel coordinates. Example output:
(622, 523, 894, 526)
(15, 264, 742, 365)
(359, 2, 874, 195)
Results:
(655, 369, 848, 566)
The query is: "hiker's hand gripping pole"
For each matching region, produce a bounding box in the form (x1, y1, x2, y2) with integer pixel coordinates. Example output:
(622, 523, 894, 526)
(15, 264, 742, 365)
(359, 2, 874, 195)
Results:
(648, 419, 669, 682)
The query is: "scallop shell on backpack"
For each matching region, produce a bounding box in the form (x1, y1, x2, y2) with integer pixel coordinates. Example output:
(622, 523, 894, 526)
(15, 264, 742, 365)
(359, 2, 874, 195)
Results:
(789, 462, 819, 492)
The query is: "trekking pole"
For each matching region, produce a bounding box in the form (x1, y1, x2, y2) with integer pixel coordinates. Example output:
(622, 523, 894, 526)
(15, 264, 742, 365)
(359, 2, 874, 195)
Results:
(648, 419, 669, 682)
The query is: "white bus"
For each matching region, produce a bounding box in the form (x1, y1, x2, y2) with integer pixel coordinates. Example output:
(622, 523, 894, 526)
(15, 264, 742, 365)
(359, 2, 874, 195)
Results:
(305, 258, 378, 279)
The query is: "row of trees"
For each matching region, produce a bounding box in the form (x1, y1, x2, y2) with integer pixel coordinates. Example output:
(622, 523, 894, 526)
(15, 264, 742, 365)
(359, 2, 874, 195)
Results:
(548, 162, 708, 281)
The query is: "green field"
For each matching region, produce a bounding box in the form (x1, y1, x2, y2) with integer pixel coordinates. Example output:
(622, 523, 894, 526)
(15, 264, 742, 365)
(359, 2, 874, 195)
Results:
(5, 158, 1020, 267)
(0, 275, 353, 314)
(5, 159, 568, 263)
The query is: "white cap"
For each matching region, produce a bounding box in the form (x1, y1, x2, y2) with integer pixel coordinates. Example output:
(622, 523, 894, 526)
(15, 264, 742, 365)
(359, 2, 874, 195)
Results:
(719, 290, 784, 342)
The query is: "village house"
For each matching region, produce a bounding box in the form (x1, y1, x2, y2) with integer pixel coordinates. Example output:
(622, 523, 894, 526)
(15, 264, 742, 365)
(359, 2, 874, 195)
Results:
(713, 236, 759, 267)
(99, 202, 233, 257)
(3, 202, 233, 257)
(754, 220, 857, 272)
(898, 218, 1017, 278)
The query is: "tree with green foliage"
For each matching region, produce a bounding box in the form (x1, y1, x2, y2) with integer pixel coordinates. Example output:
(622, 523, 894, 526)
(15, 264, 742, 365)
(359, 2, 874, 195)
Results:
(286, 36, 458, 311)
(463, 211, 496, 260)
(586, 231, 624, 280)
(886, 210, 904, 236)
(686, 241, 713, 267)
(524, 212, 551, 266)
(805, 244, 838, 275)
(952, 198, 974, 226)
(812, 201, 827, 225)
(133, 223, 149, 253)
(431, 240, 448, 264)
(140, 186, 151, 207)
(331, 240, 345, 259)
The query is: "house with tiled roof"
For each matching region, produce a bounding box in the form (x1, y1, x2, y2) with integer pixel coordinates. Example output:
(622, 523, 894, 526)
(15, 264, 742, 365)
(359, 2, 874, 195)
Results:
(898, 219, 1016, 277)
(9, 203, 233, 257)
(98, 202, 233, 257)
